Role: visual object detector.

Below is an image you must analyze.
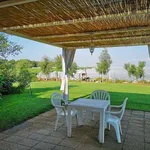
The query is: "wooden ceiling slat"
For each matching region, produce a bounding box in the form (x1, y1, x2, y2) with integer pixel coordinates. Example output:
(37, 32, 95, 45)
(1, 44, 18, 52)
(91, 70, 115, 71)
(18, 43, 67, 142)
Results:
(33, 26, 150, 39)
(1, 11, 149, 31)
(0, 0, 37, 8)
(53, 35, 150, 45)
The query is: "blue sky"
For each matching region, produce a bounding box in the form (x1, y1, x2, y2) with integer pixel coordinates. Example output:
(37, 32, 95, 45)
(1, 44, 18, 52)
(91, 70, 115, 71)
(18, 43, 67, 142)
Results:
(8, 34, 150, 68)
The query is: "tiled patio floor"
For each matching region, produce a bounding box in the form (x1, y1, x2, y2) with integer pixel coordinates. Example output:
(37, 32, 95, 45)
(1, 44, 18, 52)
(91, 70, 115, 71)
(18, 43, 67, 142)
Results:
(0, 109, 150, 150)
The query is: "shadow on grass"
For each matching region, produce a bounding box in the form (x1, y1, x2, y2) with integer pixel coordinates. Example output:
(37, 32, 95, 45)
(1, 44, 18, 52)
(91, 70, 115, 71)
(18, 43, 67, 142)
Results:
(1, 90, 150, 131)
(31, 85, 78, 93)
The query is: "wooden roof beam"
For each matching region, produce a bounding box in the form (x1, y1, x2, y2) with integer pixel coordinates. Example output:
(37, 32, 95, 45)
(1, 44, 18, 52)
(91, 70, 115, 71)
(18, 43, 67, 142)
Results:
(4, 30, 61, 48)
(67, 43, 150, 49)
(52, 35, 150, 45)
(0, 0, 38, 8)
(33, 26, 150, 39)
(1, 11, 149, 31)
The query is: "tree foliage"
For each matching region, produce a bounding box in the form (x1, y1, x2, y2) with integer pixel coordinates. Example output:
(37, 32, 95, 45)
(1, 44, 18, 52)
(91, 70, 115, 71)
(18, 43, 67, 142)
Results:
(68, 62, 78, 77)
(0, 33, 22, 59)
(124, 61, 146, 80)
(96, 48, 112, 76)
(40, 56, 54, 79)
(54, 55, 62, 72)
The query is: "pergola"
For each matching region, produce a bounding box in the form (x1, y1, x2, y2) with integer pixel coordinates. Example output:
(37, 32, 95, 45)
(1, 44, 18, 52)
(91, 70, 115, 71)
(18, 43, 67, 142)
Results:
(0, 0, 150, 103)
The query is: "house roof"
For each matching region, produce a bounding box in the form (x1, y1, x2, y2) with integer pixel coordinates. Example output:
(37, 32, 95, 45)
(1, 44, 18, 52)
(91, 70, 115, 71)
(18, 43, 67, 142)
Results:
(0, 0, 150, 49)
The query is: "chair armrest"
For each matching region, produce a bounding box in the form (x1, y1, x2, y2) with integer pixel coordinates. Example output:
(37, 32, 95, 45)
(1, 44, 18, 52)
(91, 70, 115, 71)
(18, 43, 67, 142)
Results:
(105, 110, 121, 115)
(110, 104, 123, 108)
(55, 105, 65, 109)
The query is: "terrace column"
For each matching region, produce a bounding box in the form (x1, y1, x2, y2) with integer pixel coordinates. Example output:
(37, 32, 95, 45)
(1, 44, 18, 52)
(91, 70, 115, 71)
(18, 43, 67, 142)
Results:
(60, 48, 76, 104)
(148, 45, 150, 58)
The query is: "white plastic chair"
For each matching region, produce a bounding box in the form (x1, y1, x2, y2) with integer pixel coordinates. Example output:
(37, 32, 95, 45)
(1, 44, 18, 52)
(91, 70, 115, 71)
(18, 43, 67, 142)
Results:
(105, 98, 128, 143)
(89, 90, 110, 120)
(51, 92, 78, 131)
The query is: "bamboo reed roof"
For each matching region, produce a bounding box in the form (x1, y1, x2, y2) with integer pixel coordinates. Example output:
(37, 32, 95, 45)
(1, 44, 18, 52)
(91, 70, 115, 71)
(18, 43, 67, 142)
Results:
(0, 0, 150, 49)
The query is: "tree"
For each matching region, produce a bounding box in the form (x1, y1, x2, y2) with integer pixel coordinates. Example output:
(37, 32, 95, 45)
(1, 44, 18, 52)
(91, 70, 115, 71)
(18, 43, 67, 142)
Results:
(0, 33, 22, 60)
(129, 64, 137, 79)
(16, 59, 33, 69)
(17, 66, 32, 93)
(124, 63, 131, 80)
(54, 55, 62, 80)
(96, 49, 112, 81)
(124, 61, 146, 81)
(40, 56, 54, 80)
(136, 61, 146, 80)
(68, 62, 78, 77)
(0, 34, 23, 97)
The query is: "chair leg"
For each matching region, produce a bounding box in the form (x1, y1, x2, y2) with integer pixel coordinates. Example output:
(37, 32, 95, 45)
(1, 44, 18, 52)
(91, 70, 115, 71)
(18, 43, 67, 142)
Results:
(119, 123, 122, 135)
(114, 124, 121, 143)
(86, 111, 90, 121)
(108, 123, 110, 130)
(105, 123, 111, 130)
(75, 114, 78, 125)
(55, 116, 60, 131)
(65, 115, 68, 128)
(62, 116, 65, 124)
(92, 112, 95, 120)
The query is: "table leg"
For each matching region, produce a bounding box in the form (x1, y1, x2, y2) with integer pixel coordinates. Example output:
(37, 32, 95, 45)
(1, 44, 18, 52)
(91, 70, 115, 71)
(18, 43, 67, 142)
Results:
(67, 107, 72, 137)
(99, 109, 105, 143)
(78, 110, 84, 126)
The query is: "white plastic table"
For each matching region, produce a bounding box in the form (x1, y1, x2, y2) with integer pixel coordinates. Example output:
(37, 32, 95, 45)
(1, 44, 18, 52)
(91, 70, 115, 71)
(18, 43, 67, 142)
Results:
(67, 98, 110, 143)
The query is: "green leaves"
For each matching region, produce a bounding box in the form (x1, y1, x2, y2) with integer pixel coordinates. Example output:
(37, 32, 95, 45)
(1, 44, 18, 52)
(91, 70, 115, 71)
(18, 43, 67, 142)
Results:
(68, 62, 78, 77)
(0, 33, 22, 60)
(124, 61, 146, 80)
(40, 56, 54, 79)
(96, 48, 112, 75)
(54, 55, 62, 72)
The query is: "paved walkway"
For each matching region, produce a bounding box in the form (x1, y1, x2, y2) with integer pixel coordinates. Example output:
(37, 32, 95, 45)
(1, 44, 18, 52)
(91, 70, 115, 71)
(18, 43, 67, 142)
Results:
(0, 109, 150, 150)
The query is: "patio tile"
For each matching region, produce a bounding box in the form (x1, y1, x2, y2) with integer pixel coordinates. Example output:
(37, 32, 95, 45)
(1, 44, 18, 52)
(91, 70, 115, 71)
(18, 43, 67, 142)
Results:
(132, 110, 144, 116)
(32, 123, 46, 128)
(53, 145, 75, 150)
(59, 138, 80, 148)
(123, 144, 144, 150)
(51, 131, 67, 138)
(2, 127, 20, 135)
(101, 141, 123, 150)
(126, 129, 144, 136)
(0, 108, 148, 150)
(145, 143, 150, 150)
(17, 138, 39, 147)
(145, 136, 150, 143)
(125, 134, 144, 142)
(123, 139, 144, 150)
(4, 135, 24, 143)
(81, 135, 103, 147)
(14, 130, 33, 137)
(0, 140, 16, 149)
(0, 133, 8, 140)
(36, 129, 53, 135)
(28, 133, 46, 141)
(43, 136, 63, 144)
(7, 144, 30, 150)
(34, 141, 55, 150)
(76, 143, 108, 150)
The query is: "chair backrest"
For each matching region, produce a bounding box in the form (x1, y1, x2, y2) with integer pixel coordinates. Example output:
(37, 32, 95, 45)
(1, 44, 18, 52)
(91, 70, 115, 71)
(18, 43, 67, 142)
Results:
(90, 90, 110, 101)
(51, 92, 64, 114)
(119, 97, 128, 120)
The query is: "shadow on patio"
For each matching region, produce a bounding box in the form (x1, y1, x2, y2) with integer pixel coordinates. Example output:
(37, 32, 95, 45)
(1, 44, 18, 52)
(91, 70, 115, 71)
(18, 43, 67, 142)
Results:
(0, 106, 150, 150)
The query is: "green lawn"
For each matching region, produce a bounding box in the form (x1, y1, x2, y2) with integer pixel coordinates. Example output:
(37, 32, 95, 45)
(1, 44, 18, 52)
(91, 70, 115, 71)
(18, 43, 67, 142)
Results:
(0, 81, 150, 131)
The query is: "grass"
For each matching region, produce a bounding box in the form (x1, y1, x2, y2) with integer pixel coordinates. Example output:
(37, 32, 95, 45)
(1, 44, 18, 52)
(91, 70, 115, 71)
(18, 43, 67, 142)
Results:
(0, 81, 150, 131)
